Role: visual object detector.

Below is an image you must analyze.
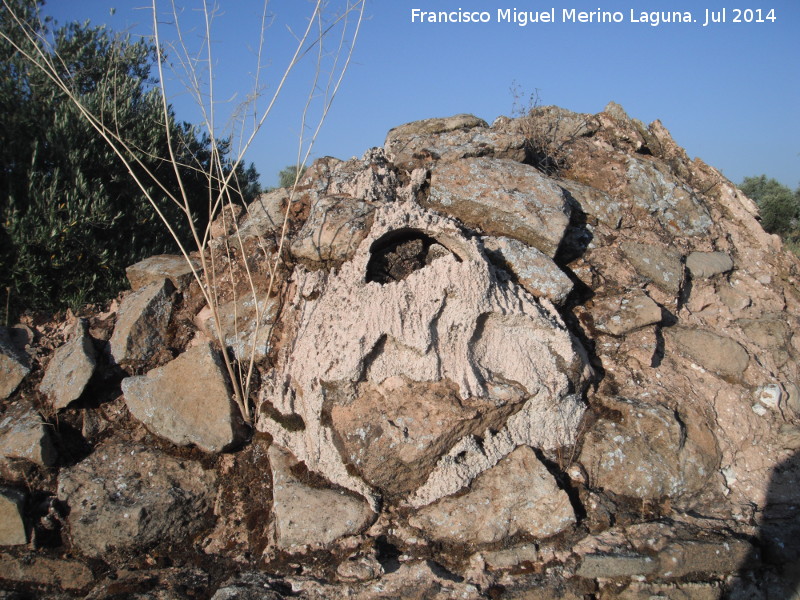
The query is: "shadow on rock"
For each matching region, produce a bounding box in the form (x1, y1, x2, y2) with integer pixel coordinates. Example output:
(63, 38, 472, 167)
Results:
(729, 449, 800, 599)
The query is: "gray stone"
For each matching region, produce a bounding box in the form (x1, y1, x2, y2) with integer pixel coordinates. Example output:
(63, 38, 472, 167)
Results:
(408, 446, 575, 545)
(686, 251, 734, 279)
(238, 188, 290, 239)
(205, 292, 279, 362)
(625, 157, 713, 236)
(210, 574, 285, 600)
(426, 157, 571, 257)
(579, 397, 719, 501)
(122, 343, 244, 453)
(786, 382, 800, 418)
(590, 291, 662, 336)
(666, 326, 750, 377)
(109, 279, 174, 365)
(0, 327, 30, 401)
(577, 553, 657, 578)
(621, 242, 684, 295)
(39, 319, 96, 410)
(0, 487, 27, 546)
(57, 442, 216, 558)
(268, 444, 374, 549)
(126, 254, 200, 292)
(558, 179, 624, 229)
(737, 317, 789, 350)
(0, 401, 57, 467)
(385, 114, 527, 170)
(290, 195, 376, 265)
(483, 236, 573, 305)
(611, 582, 724, 600)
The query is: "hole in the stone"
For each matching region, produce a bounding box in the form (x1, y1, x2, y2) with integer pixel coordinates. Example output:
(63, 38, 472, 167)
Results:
(366, 228, 454, 284)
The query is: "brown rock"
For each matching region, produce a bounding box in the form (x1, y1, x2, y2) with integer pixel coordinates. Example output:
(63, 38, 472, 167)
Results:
(57, 442, 216, 558)
(126, 254, 200, 292)
(122, 342, 245, 453)
(0, 552, 93, 590)
(39, 319, 96, 410)
(330, 377, 521, 497)
(109, 279, 174, 366)
(0, 400, 57, 467)
(238, 188, 290, 239)
(558, 179, 624, 229)
(204, 291, 279, 362)
(577, 553, 657, 579)
(620, 242, 684, 295)
(409, 446, 575, 545)
(0, 327, 30, 401)
(426, 157, 571, 257)
(686, 251, 734, 279)
(0, 487, 27, 545)
(590, 291, 662, 336)
(385, 113, 527, 170)
(665, 326, 750, 377)
(268, 444, 374, 549)
(579, 397, 719, 501)
(657, 539, 752, 578)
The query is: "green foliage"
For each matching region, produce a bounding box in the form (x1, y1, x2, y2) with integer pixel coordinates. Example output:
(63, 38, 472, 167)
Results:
(0, 1, 261, 316)
(739, 175, 800, 256)
(278, 164, 307, 189)
(739, 175, 799, 235)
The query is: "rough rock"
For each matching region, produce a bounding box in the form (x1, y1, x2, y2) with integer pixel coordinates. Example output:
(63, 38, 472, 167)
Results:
(656, 539, 752, 579)
(607, 583, 724, 600)
(0, 327, 30, 401)
(620, 241, 684, 295)
(331, 377, 522, 497)
(203, 292, 279, 362)
(126, 254, 200, 292)
(408, 446, 575, 545)
(0, 487, 27, 545)
(686, 251, 734, 279)
(483, 235, 573, 305)
(210, 574, 285, 600)
(39, 318, 96, 410)
(479, 543, 539, 570)
(122, 342, 244, 453)
(238, 188, 290, 240)
(0, 400, 57, 467)
(290, 195, 376, 265)
(258, 200, 588, 508)
(109, 279, 174, 365)
(426, 157, 571, 257)
(385, 113, 527, 170)
(665, 326, 750, 377)
(577, 553, 657, 578)
(0, 552, 93, 590)
(590, 291, 662, 336)
(737, 317, 789, 350)
(268, 444, 374, 549)
(558, 178, 624, 229)
(579, 396, 719, 501)
(57, 442, 216, 558)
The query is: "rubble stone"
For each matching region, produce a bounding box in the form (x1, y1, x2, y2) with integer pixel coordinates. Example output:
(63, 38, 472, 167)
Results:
(109, 279, 174, 365)
(0, 327, 30, 401)
(39, 319, 96, 410)
(665, 326, 750, 377)
(426, 157, 571, 257)
(686, 251, 734, 279)
(57, 443, 216, 558)
(0, 401, 57, 467)
(122, 342, 244, 453)
(268, 444, 374, 549)
(408, 446, 575, 545)
(126, 254, 200, 292)
(0, 487, 27, 545)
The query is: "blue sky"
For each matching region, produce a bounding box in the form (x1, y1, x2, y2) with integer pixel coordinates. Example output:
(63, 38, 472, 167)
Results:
(42, 1, 800, 189)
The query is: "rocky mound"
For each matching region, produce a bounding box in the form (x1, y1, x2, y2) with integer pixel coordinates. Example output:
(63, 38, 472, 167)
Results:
(1, 103, 799, 599)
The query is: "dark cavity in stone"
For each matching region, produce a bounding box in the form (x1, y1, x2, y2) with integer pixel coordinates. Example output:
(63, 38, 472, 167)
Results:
(366, 229, 451, 284)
